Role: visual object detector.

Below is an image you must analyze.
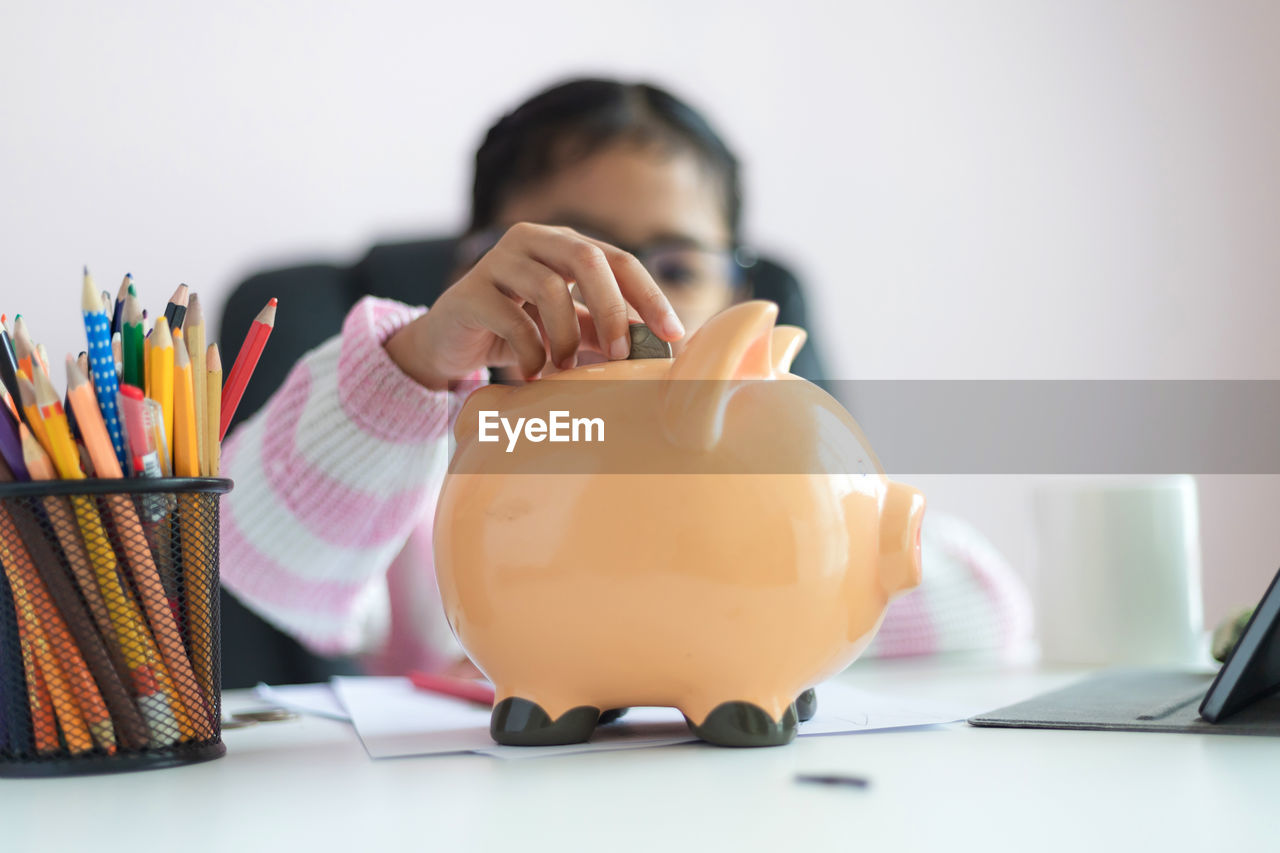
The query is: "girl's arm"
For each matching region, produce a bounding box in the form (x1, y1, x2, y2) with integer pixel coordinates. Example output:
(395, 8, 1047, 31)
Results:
(220, 223, 682, 661)
(218, 296, 484, 656)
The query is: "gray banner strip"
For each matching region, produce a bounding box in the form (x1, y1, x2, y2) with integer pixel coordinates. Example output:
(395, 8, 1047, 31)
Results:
(836, 380, 1280, 474)
(444, 380, 1280, 474)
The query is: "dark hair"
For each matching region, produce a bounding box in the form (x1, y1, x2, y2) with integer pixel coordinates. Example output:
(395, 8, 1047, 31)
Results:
(470, 78, 742, 239)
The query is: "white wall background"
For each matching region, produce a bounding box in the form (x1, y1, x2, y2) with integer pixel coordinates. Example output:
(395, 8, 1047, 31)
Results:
(3, 1, 1278, 625)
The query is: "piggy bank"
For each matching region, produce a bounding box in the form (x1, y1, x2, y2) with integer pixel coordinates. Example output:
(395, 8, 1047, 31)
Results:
(434, 301, 924, 747)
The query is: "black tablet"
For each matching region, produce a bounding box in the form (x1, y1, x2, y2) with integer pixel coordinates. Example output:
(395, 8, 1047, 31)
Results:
(1199, 567, 1280, 723)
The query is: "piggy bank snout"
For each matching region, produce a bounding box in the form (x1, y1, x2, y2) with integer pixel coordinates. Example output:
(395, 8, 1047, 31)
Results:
(878, 482, 926, 597)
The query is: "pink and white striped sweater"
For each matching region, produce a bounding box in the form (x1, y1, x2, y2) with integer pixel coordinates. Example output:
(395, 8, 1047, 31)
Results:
(220, 296, 1033, 674)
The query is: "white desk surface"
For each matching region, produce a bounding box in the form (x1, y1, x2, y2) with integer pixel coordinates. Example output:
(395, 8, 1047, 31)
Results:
(2, 660, 1275, 853)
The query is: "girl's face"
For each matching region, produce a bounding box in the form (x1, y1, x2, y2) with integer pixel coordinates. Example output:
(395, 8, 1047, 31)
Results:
(495, 141, 739, 349)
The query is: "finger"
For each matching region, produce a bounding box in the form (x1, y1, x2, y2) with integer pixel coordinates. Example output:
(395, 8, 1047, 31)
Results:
(570, 302, 607, 355)
(522, 303, 608, 369)
(486, 248, 580, 370)
(469, 285, 547, 379)
(511, 226, 634, 361)
(580, 236, 685, 343)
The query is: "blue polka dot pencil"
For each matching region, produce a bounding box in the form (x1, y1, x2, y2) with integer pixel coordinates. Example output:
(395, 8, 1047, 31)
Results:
(81, 268, 128, 471)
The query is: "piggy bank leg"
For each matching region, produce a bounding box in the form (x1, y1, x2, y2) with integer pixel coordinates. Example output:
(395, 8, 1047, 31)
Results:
(685, 701, 798, 748)
(490, 697, 601, 746)
(598, 708, 629, 725)
(795, 688, 818, 723)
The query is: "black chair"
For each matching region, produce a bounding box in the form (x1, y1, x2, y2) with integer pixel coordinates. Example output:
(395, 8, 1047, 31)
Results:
(216, 236, 829, 687)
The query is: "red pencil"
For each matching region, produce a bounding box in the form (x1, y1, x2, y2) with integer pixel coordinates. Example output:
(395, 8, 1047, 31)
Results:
(219, 298, 276, 440)
(408, 670, 495, 707)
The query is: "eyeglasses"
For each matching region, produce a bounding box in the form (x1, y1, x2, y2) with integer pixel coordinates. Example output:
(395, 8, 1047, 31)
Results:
(459, 228, 755, 292)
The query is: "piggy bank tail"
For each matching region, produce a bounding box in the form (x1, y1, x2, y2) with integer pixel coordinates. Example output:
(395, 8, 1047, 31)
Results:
(879, 482, 926, 598)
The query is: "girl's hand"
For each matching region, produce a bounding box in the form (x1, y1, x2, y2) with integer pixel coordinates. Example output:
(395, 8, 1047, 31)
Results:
(385, 222, 686, 389)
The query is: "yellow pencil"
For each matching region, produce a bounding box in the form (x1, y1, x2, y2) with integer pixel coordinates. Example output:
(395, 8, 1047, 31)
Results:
(21, 425, 117, 665)
(66, 357, 213, 740)
(16, 376, 55, 461)
(43, 362, 187, 745)
(172, 330, 199, 478)
(22, 448, 147, 752)
(32, 368, 80, 478)
(206, 344, 221, 477)
(185, 294, 207, 475)
(148, 317, 174, 472)
(172, 331, 216, 699)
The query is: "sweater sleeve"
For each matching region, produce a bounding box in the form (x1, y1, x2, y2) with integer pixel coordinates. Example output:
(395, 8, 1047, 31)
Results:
(218, 296, 486, 657)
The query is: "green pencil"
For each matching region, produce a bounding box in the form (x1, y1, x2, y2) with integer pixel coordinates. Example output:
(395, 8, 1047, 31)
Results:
(122, 284, 145, 388)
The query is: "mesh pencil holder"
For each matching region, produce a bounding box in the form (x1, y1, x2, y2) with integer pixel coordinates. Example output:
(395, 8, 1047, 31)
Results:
(0, 477, 232, 777)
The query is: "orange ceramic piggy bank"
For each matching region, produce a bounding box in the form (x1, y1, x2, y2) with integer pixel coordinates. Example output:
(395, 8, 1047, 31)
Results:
(434, 301, 924, 747)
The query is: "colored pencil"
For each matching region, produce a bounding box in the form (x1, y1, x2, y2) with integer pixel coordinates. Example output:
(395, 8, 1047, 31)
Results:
(83, 268, 129, 471)
(111, 273, 131, 336)
(163, 283, 189, 332)
(17, 376, 55, 464)
(12, 315, 35, 380)
(185, 294, 207, 475)
(1, 380, 19, 425)
(0, 325, 23, 424)
(122, 284, 145, 389)
(172, 330, 199, 478)
(171, 332, 216, 698)
(51, 364, 185, 745)
(0, 400, 27, 481)
(20, 440, 147, 751)
(149, 317, 174, 470)
(22, 423, 130, 694)
(0, 446, 59, 757)
(0, 490, 93, 753)
(219, 298, 275, 440)
(0, 549, 33, 754)
(0, 462, 121, 753)
(19, 613, 59, 754)
(408, 670, 496, 707)
(35, 344, 50, 378)
(67, 357, 213, 739)
(206, 344, 221, 476)
(32, 368, 80, 480)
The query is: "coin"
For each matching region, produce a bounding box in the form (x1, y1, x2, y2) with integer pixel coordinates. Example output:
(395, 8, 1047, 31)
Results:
(627, 323, 672, 360)
(232, 708, 298, 723)
(220, 717, 259, 730)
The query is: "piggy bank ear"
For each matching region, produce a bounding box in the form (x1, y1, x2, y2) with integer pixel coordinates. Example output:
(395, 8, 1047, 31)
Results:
(661, 300, 780, 451)
(879, 482, 926, 598)
(771, 326, 807, 374)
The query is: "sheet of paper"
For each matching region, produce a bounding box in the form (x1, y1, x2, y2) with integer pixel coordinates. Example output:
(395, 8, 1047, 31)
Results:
(254, 682, 352, 721)
(332, 676, 498, 758)
(798, 681, 972, 735)
(333, 675, 973, 761)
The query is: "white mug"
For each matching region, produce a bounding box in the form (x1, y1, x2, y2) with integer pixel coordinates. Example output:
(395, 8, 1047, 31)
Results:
(1033, 476, 1204, 666)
